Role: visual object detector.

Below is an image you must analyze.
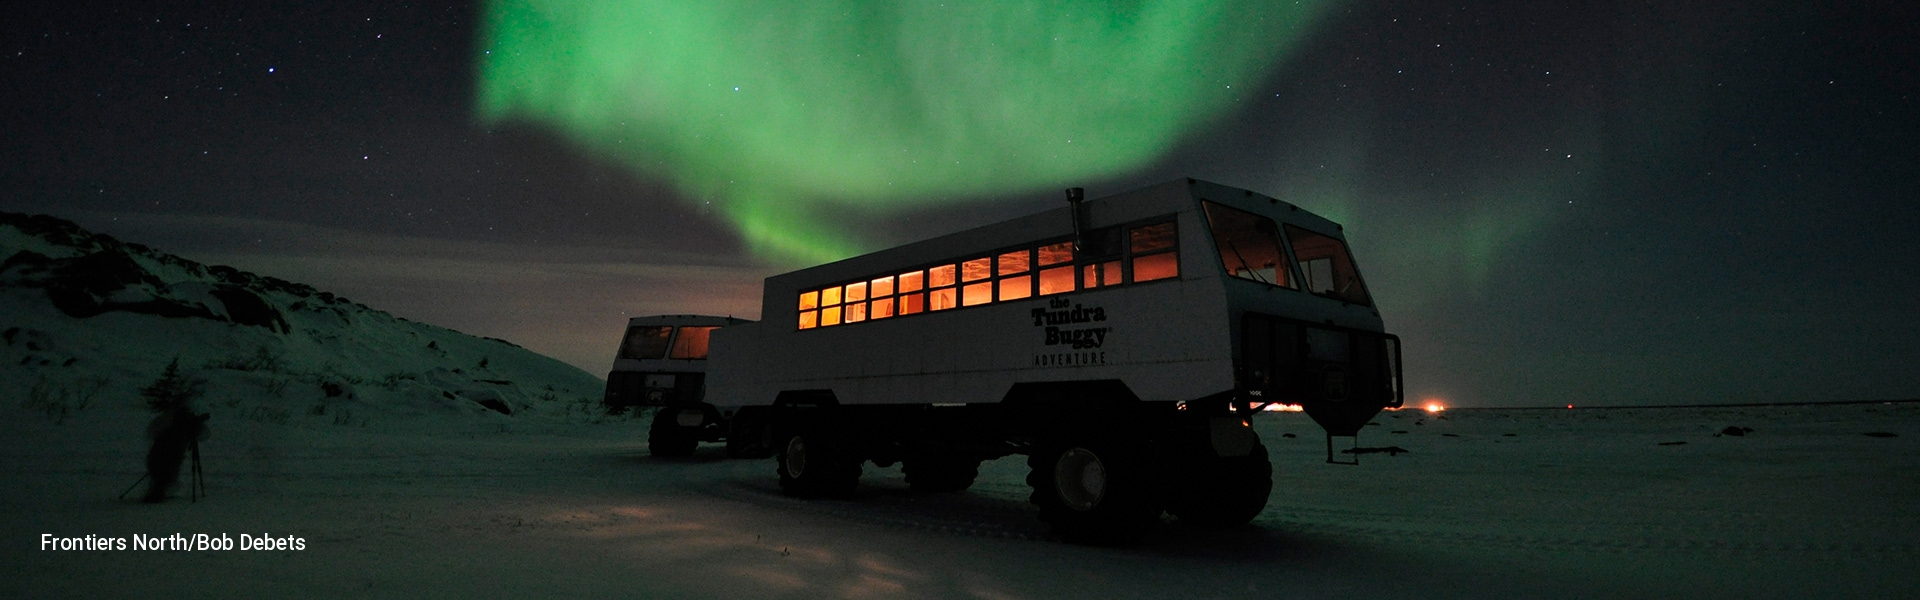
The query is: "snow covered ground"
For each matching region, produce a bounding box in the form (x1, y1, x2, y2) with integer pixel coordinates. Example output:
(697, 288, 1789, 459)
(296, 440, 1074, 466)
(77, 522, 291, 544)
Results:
(5, 402, 1914, 599)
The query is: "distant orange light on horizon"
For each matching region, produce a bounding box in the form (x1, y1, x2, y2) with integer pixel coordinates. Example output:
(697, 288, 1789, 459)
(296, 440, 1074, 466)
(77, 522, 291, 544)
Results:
(1424, 401, 1446, 413)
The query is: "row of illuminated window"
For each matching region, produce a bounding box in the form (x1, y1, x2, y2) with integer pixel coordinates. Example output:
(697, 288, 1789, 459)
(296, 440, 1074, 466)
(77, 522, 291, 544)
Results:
(797, 221, 1180, 330)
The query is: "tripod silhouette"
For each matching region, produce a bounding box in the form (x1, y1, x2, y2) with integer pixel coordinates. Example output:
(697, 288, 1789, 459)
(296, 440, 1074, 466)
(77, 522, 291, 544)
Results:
(121, 431, 206, 503)
(121, 411, 210, 500)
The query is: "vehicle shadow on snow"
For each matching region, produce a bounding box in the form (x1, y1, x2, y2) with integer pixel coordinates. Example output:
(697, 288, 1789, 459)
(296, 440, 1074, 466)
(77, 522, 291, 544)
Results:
(599, 448, 1360, 561)
(605, 447, 737, 465)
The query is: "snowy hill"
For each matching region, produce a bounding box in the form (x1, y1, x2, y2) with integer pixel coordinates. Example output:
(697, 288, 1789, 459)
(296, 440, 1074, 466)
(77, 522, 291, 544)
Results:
(0, 211, 607, 428)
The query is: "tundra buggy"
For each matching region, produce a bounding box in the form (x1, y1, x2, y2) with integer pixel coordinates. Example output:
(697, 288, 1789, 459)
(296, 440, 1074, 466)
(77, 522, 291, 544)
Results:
(602, 314, 751, 456)
(617, 179, 1402, 542)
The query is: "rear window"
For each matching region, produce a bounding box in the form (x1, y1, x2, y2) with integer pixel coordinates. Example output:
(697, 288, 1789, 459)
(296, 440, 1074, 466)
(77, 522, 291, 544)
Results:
(668, 326, 717, 360)
(618, 326, 673, 359)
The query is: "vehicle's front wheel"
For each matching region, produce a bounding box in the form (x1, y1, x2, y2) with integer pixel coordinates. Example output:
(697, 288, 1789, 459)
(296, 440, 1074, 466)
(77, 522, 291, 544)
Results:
(1028, 432, 1163, 544)
(777, 429, 860, 498)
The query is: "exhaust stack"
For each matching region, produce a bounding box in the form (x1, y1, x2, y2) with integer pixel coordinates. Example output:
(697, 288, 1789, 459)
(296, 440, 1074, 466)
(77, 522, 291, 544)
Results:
(1065, 187, 1088, 252)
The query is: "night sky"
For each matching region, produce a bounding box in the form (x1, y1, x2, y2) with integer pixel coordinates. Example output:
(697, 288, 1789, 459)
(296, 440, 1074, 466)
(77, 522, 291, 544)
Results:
(4, 1, 1915, 407)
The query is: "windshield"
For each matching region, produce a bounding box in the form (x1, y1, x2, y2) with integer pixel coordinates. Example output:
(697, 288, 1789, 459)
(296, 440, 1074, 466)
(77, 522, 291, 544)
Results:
(1202, 201, 1293, 288)
(1285, 224, 1371, 305)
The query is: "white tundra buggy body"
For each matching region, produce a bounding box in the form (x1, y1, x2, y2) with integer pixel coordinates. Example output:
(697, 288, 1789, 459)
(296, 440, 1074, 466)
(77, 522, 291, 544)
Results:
(698, 178, 1399, 542)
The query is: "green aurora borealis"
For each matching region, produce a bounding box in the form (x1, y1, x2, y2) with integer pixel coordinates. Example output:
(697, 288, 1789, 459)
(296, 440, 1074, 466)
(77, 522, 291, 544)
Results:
(477, 0, 1329, 263)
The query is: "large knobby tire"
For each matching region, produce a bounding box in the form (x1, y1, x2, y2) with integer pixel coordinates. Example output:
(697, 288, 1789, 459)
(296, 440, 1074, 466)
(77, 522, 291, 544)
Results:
(777, 430, 860, 498)
(1165, 442, 1273, 527)
(648, 410, 698, 457)
(1027, 434, 1164, 544)
(903, 454, 981, 493)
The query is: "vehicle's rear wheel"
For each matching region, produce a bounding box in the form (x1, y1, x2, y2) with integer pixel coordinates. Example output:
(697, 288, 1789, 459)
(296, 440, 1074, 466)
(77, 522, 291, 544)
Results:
(778, 428, 860, 498)
(648, 409, 698, 457)
(903, 454, 981, 493)
(1028, 431, 1163, 544)
(1165, 442, 1272, 527)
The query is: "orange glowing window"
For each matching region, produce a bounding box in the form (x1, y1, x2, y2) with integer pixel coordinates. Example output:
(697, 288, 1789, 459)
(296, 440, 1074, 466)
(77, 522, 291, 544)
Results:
(997, 249, 1030, 276)
(999, 275, 1032, 301)
(962, 281, 993, 306)
(871, 298, 895, 319)
(798, 291, 819, 310)
(1131, 251, 1179, 282)
(929, 287, 957, 311)
(929, 264, 956, 288)
(1039, 266, 1075, 295)
(821, 306, 842, 326)
(845, 301, 866, 323)
(1131, 222, 1176, 253)
(900, 292, 926, 314)
(961, 258, 991, 282)
(822, 286, 842, 306)
(845, 282, 867, 302)
(961, 281, 993, 306)
(1037, 241, 1072, 266)
(1202, 201, 1291, 288)
(668, 326, 717, 359)
(870, 276, 894, 298)
(1083, 261, 1120, 288)
(898, 270, 924, 292)
(798, 310, 817, 329)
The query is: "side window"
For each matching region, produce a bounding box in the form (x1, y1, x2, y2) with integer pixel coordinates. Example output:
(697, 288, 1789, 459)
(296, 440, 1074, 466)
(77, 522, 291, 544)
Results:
(1083, 261, 1120, 289)
(929, 264, 957, 311)
(1202, 201, 1292, 288)
(821, 284, 844, 326)
(898, 269, 926, 315)
(960, 257, 993, 307)
(845, 281, 868, 323)
(668, 326, 717, 359)
(869, 275, 896, 319)
(1037, 241, 1075, 295)
(1128, 222, 1179, 282)
(1077, 225, 1124, 290)
(618, 326, 673, 359)
(997, 249, 1032, 301)
(1285, 224, 1372, 305)
(797, 291, 820, 329)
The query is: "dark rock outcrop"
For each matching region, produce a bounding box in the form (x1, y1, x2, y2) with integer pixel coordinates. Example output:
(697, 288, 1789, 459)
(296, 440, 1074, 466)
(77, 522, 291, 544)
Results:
(2, 213, 291, 333)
